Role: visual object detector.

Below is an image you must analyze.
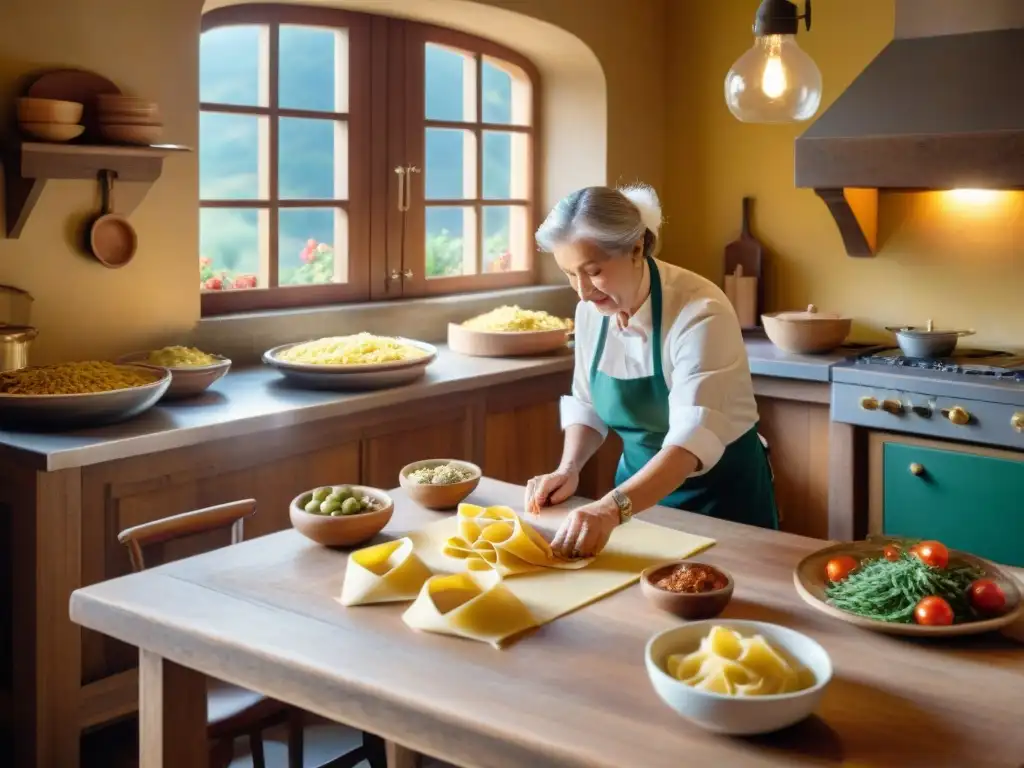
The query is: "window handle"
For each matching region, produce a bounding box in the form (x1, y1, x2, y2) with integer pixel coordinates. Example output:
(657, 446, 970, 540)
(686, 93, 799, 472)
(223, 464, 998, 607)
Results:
(403, 165, 420, 211)
(394, 166, 407, 212)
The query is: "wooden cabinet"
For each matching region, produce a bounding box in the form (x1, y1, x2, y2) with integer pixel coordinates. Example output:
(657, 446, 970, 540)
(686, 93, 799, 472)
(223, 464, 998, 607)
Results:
(870, 433, 1024, 567)
(362, 404, 473, 488)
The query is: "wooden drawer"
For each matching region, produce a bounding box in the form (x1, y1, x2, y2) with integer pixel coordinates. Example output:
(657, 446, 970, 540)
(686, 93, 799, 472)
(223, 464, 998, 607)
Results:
(871, 434, 1024, 567)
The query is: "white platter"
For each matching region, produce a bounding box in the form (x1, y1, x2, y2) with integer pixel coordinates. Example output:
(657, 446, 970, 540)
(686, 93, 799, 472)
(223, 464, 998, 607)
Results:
(262, 338, 437, 390)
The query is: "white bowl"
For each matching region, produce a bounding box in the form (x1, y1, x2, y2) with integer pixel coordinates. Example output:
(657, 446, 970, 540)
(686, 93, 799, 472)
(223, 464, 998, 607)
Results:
(644, 619, 833, 735)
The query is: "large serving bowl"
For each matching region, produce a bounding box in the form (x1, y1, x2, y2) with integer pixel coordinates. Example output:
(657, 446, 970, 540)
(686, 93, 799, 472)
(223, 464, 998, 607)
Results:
(447, 323, 570, 358)
(289, 485, 394, 547)
(263, 338, 437, 390)
(761, 304, 851, 354)
(118, 352, 231, 399)
(645, 620, 833, 736)
(398, 459, 481, 510)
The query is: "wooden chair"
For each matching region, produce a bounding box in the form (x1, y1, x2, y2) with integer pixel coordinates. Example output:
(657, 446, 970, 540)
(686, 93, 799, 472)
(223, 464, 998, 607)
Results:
(117, 499, 388, 768)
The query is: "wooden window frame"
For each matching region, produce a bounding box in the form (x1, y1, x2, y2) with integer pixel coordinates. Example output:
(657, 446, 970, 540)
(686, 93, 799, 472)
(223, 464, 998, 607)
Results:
(199, 4, 541, 317)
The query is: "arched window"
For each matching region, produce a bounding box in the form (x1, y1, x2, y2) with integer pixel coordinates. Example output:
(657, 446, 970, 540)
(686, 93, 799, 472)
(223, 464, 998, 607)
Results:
(199, 5, 539, 315)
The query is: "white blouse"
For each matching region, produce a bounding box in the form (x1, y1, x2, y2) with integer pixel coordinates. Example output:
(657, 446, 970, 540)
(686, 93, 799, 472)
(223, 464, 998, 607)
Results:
(560, 258, 760, 476)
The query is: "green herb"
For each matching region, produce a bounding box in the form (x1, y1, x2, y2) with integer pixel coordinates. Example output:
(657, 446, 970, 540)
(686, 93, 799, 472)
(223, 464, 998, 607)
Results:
(824, 552, 983, 624)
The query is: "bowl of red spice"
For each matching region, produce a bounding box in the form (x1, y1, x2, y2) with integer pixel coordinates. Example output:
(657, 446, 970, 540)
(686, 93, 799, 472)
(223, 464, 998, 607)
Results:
(640, 561, 734, 620)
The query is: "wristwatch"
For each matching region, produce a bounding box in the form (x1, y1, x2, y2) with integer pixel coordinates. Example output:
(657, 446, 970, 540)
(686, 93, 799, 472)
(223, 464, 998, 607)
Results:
(609, 488, 634, 524)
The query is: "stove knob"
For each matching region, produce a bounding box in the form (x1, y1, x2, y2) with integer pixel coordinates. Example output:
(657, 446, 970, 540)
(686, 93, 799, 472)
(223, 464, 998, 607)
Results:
(881, 399, 904, 415)
(860, 396, 879, 411)
(1012, 412, 1024, 433)
(944, 406, 971, 426)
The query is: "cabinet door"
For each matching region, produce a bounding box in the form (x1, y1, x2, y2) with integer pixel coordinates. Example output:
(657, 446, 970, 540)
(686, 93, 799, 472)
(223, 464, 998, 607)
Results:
(882, 442, 1024, 567)
(362, 406, 472, 489)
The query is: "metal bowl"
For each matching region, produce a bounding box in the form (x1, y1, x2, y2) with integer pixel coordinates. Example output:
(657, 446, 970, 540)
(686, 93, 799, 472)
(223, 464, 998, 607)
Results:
(886, 326, 975, 358)
(0, 364, 171, 430)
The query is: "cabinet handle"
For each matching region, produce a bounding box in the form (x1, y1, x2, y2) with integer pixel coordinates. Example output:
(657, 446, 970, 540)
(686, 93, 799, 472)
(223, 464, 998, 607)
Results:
(389, 268, 414, 281)
(394, 166, 407, 212)
(909, 462, 924, 477)
(404, 165, 420, 211)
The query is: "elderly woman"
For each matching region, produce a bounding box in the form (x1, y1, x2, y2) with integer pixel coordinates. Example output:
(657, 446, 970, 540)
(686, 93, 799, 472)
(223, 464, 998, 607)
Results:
(526, 184, 777, 559)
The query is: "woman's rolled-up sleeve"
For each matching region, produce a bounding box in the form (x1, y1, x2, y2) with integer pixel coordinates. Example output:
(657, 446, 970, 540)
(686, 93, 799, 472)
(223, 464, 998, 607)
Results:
(663, 302, 749, 473)
(559, 303, 608, 439)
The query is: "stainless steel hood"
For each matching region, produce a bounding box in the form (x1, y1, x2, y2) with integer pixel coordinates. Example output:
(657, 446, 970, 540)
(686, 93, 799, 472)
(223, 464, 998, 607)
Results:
(794, 0, 1024, 256)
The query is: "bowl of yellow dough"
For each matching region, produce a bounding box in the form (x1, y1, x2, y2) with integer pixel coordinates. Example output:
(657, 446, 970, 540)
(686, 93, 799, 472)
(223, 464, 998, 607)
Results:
(118, 346, 231, 399)
(645, 620, 833, 735)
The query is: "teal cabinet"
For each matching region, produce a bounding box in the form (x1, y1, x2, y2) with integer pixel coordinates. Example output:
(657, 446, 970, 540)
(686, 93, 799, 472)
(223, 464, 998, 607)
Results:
(882, 442, 1024, 567)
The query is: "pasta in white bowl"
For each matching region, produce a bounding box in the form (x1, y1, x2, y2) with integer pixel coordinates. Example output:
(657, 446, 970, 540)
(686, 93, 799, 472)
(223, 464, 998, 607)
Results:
(645, 620, 833, 735)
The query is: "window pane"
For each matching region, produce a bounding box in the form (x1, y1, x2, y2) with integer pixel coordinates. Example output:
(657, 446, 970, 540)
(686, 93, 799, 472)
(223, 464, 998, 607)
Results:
(425, 44, 475, 122)
(426, 206, 476, 278)
(200, 112, 267, 200)
(200, 25, 266, 106)
(483, 131, 529, 200)
(279, 208, 348, 286)
(279, 118, 346, 200)
(200, 208, 267, 291)
(484, 206, 529, 273)
(483, 56, 531, 126)
(279, 25, 349, 112)
(425, 128, 475, 200)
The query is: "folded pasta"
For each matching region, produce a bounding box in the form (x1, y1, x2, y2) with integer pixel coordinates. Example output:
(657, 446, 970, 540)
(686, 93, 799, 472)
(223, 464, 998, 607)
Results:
(665, 626, 816, 696)
(442, 504, 593, 577)
(339, 538, 433, 606)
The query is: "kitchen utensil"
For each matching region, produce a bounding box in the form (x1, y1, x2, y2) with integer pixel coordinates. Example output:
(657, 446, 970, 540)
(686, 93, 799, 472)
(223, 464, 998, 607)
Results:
(16, 97, 83, 124)
(645, 620, 833, 735)
(0, 325, 38, 373)
(117, 352, 231, 399)
(399, 459, 482, 510)
(262, 338, 437, 390)
(18, 122, 85, 142)
(0, 285, 33, 326)
(289, 486, 394, 547)
(88, 171, 137, 268)
(447, 323, 570, 357)
(723, 197, 764, 329)
(0, 365, 170, 430)
(723, 264, 757, 329)
(639, 561, 734, 620)
(25, 68, 121, 142)
(761, 304, 851, 354)
(793, 537, 1022, 637)
(885, 319, 975, 358)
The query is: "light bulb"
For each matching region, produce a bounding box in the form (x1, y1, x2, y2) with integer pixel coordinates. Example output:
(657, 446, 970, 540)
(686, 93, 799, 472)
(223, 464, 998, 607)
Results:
(725, 34, 823, 123)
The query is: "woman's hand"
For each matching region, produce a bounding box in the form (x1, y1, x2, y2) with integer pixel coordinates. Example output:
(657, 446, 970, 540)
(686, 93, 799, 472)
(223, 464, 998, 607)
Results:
(550, 496, 620, 559)
(524, 468, 580, 515)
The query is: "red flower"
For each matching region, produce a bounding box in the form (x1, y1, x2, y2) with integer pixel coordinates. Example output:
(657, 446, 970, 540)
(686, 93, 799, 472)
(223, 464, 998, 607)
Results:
(233, 274, 258, 289)
(204, 276, 223, 290)
(199, 256, 212, 267)
(300, 243, 316, 264)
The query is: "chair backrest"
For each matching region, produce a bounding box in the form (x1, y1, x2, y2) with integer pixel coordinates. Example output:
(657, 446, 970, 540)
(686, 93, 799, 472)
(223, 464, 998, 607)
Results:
(117, 499, 257, 572)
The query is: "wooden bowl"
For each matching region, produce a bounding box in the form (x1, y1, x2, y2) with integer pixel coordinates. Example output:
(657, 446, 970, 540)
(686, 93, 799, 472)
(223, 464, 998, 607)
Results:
(17, 97, 83, 124)
(793, 538, 1023, 637)
(399, 459, 481, 510)
(99, 123, 163, 145)
(447, 322, 570, 358)
(117, 353, 231, 399)
(761, 304, 851, 355)
(19, 122, 85, 142)
(640, 561, 734, 620)
(289, 486, 394, 547)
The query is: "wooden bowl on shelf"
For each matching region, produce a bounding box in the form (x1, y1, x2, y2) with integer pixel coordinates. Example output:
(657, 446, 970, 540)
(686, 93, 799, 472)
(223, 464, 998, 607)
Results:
(640, 561, 735, 620)
(399, 459, 481, 510)
(19, 122, 84, 142)
(17, 97, 83, 124)
(289, 486, 394, 547)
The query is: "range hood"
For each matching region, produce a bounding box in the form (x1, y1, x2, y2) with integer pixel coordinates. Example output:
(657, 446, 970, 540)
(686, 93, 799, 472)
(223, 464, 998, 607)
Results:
(795, 0, 1024, 256)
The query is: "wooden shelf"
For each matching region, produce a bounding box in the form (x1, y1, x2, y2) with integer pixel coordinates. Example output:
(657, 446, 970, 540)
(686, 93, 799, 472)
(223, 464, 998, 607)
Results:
(3, 141, 191, 239)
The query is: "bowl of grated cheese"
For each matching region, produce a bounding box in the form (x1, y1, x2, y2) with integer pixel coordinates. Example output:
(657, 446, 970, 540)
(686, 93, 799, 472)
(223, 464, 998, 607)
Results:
(399, 459, 481, 510)
(449, 305, 573, 358)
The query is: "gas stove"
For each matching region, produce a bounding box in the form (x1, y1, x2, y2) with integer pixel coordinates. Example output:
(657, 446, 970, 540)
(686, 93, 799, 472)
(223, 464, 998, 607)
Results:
(831, 348, 1024, 451)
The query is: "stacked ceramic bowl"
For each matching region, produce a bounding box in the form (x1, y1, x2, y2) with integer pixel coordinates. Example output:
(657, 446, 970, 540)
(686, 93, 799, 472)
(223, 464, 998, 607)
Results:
(17, 98, 85, 142)
(97, 95, 163, 145)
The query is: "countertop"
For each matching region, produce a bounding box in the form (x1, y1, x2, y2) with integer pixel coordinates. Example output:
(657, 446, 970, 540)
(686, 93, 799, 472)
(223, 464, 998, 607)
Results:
(0, 340, 887, 472)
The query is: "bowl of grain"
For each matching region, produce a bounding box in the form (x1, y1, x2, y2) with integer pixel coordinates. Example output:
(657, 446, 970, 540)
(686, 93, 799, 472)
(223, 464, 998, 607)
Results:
(399, 459, 481, 510)
(119, 346, 231, 399)
(640, 561, 734, 620)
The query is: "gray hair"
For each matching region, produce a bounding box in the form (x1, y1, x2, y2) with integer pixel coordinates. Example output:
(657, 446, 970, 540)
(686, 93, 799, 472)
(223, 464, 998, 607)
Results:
(535, 183, 663, 259)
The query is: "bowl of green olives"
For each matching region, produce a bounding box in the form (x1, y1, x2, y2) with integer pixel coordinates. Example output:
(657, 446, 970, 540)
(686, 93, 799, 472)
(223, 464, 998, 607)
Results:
(289, 484, 394, 547)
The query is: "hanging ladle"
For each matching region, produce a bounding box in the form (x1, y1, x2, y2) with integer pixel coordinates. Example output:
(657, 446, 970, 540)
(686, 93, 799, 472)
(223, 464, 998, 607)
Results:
(88, 169, 137, 268)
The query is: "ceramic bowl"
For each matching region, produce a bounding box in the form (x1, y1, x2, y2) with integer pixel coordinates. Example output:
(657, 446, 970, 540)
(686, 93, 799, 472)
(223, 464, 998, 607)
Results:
(117, 352, 231, 399)
(19, 122, 85, 142)
(761, 304, 851, 354)
(399, 459, 481, 510)
(17, 97, 83, 124)
(640, 561, 734, 620)
(99, 123, 163, 145)
(289, 485, 394, 547)
(645, 620, 833, 735)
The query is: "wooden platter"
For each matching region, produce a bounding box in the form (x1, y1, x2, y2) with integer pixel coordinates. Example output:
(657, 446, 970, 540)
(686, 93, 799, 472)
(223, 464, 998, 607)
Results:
(793, 538, 1022, 637)
(447, 323, 569, 358)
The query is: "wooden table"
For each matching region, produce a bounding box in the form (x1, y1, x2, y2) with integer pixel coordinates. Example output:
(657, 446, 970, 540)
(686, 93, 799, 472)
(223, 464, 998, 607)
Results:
(70, 479, 1024, 768)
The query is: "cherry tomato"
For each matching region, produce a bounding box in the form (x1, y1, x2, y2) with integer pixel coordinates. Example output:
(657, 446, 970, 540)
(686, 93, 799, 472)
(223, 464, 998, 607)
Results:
(826, 555, 858, 583)
(969, 579, 1006, 614)
(910, 540, 949, 569)
(883, 544, 901, 562)
(914, 596, 954, 626)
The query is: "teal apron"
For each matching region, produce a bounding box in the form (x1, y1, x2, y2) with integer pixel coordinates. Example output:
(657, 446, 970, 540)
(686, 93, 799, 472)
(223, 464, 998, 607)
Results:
(589, 258, 779, 529)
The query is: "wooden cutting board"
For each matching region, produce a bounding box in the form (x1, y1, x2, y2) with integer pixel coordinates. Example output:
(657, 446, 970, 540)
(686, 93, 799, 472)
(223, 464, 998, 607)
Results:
(724, 197, 765, 329)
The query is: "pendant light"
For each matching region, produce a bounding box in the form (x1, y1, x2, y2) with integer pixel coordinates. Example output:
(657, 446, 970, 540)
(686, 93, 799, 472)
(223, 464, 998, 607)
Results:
(724, 0, 822, 123)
